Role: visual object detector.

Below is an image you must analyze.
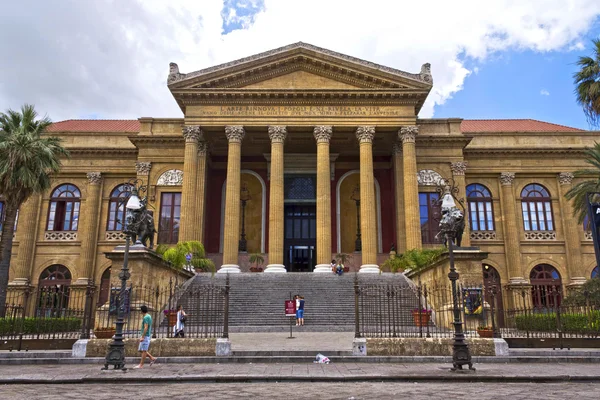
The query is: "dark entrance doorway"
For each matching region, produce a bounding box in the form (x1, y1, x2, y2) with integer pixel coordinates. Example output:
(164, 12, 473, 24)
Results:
(284, 204, 316, 272)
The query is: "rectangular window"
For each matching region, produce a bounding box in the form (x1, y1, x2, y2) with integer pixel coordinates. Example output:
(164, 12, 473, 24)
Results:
(419, 192, 441, 244)
(158, 192, 181, 244)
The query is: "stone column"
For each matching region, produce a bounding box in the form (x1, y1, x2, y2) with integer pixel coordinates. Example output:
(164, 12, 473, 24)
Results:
(400, 126, 422, 250)
(558, 172, 585, 287)
(393, 142, 406, 254)
(265, 126, 287, 273)
(76, 172, 103, 285)
(450, 161, 470, 247)
(314, 126, 333, 273)
(179, 126, 202, 242)
(219, 126, 245, 274)
(194, 141, 208, 243)
(10, 194, 42, 285)
(356, 126, 379, 273)
(499, 172, 526, 284)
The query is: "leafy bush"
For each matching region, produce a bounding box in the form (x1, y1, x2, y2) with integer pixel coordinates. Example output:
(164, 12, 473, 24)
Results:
(0, 317, 82, 335)
(515, 311, 600, 334)
(384, 247, 445, 273)
(563, 278, 600, 307)
(155, 240, 215, 273)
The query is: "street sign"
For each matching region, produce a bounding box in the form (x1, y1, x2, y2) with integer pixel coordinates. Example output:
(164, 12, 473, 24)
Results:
(285, 300, 296, 317)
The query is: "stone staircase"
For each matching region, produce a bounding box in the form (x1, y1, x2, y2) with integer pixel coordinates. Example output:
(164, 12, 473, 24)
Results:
(178, 272, 415, 332)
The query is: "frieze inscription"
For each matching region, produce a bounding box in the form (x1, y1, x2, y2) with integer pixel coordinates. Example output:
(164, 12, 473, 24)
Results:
(194, 105, 403, 117)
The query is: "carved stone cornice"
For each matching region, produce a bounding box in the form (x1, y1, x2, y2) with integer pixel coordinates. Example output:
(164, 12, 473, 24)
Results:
(399, 126, 418, 143)
(500, 172, 516, 186)
(558, 172, 574, 185)
(356, 126, 375, 143)
(450, 161, 468, 176)
(86, 172, 102, 185)
(136, 162, 152, 176)
(182, 125, 202, 143)
(167, 62, 187, 84)
(313, 126, 333, 143)
(197, 141, 208, 156)
(268, 126, 287, 143)
(225, 126, 245, 143)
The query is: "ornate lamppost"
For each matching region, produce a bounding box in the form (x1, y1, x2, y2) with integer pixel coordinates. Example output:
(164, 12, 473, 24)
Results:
(103, 179, 146, 371)
(437, 180, 475, 371)
(239, 182, 251, 252)
(351, 184, 361, 252)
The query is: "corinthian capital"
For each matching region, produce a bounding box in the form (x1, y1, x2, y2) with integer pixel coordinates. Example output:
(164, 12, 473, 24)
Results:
(356, 126, 375, 143)
(136, 162, 151, 176)
(399, 126, 418, 143)
(268, 126, 287, 143)
(86, 172, 102, 185)
(225, 126, 245, 143)
(500, 172, 516, 186)
(313, 126, 333, 143)
(558, 172, 574, 185)
(182, 125, 202, 143)
(450, 161, 468, 176)
(392, 141, 402, 155)
(198, 141, 208, 156)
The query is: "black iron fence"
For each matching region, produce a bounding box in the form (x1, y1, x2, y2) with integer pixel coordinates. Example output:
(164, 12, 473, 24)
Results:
(1, 277, 229, 349)
(354, 277, 600, 341)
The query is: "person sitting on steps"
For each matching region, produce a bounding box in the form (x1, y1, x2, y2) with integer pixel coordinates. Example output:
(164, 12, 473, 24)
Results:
(336, 261, 344, 276)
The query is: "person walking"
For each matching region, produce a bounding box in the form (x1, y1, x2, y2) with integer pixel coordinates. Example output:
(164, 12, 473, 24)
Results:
(173, 304, 186, 338)
(298, 296, 305, 326)
(134, 305, 157, 369)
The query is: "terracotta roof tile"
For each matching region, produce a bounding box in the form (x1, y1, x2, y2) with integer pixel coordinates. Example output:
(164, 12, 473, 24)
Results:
(47, 119, 140, 133)
(461, 119, 583, 133)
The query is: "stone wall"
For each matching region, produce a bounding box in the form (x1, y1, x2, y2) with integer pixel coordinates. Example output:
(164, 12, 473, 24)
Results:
(85, 338, 216, 357)
(367, 338, 495, 356)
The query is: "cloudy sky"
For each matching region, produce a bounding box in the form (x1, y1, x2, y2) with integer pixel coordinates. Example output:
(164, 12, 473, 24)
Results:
(1, 0, 599, 129)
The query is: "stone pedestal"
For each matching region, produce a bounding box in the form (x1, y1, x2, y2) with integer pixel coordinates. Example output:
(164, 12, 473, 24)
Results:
(405, 247, 489, 286)
(352, 337, 367, 356)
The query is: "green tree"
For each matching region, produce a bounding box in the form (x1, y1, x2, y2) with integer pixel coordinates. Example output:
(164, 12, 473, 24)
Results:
(0, 104, 68, 315)
(155, 241, 215, 273)
(574, 38, 600, 128)
(565, 142, 600, 224)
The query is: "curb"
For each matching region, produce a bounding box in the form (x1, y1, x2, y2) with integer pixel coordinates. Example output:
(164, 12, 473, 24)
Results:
(2, 374, 600, 384)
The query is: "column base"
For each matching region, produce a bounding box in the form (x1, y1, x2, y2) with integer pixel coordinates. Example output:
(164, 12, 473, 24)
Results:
(313, 264, 333, 273)
(218, 264, 241, 274)
(264, 264, 287, 273)
(8, 278, 30, 287)
(508, 277, 529, 285)
(567, 277, 588, 288)
(359, 264, 380, 273)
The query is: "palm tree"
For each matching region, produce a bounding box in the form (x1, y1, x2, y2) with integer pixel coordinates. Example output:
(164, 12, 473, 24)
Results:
(574, 39, 600, 128)
(565, 142, 600, 224)
(0, 104, 68, 315)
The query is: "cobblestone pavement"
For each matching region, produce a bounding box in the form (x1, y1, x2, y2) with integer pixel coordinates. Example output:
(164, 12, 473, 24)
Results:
(0, 382, 599, 400)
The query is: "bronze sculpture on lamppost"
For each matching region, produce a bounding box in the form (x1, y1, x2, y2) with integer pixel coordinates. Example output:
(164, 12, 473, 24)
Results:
(436, 178, 475, 371)
(351, 184, 361, 252)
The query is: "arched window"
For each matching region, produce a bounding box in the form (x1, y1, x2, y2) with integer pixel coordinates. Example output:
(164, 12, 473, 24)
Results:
(98, 267, 111, 306)
(530, 264, 562, 308)
(521, 184, 554, 231)
(47, 184, 81, 231)
(592, 266, 599, 279)
(467, 184, 494, 231)
(482, 264, 504, 326)
(37, 264, 72, 316)
(107, 184, 131, 231)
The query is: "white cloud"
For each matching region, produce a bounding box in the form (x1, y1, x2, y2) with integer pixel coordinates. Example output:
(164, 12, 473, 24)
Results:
(540, 89, 551, 96)
(1, 0, 599, 120)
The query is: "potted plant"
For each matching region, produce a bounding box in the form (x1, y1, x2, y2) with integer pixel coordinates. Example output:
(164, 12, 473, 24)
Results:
(335, 252, 352, 272)
(94, 326, 116, 339)
(164, 309, 177, 327)
(249, 253, 265, 272)
(411, 308, 432, 327)
(477, 326, 494, 338)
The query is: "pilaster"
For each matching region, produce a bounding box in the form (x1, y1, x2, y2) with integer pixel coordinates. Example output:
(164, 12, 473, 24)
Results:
(400, 126, 421, 250)
(265, 126, 287, 273)
(499, 172, 526, 284)
(179, 125, 202, 242)
(450, 161, 470, 246)
(76, 172, 103, 285)
(135, 161, 152, 181)
(557, 172, 585, 287)
(11, 194, 42, 284)
(356, 126, 379, 273)
(219, 126, 245, 273)
(314, 126, 333, 273)
(393, 142, 406, 253)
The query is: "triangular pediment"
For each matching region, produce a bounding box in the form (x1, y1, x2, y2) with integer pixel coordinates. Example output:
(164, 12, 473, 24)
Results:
(167, 42, 433, 91)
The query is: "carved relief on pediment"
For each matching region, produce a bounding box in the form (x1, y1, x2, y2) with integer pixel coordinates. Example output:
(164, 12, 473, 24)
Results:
(157, 169, 183, 186)
(417, 169, 445, 186)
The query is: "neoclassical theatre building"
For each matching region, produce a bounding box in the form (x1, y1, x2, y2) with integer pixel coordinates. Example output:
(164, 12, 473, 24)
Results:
(3, 43, 599, 296)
